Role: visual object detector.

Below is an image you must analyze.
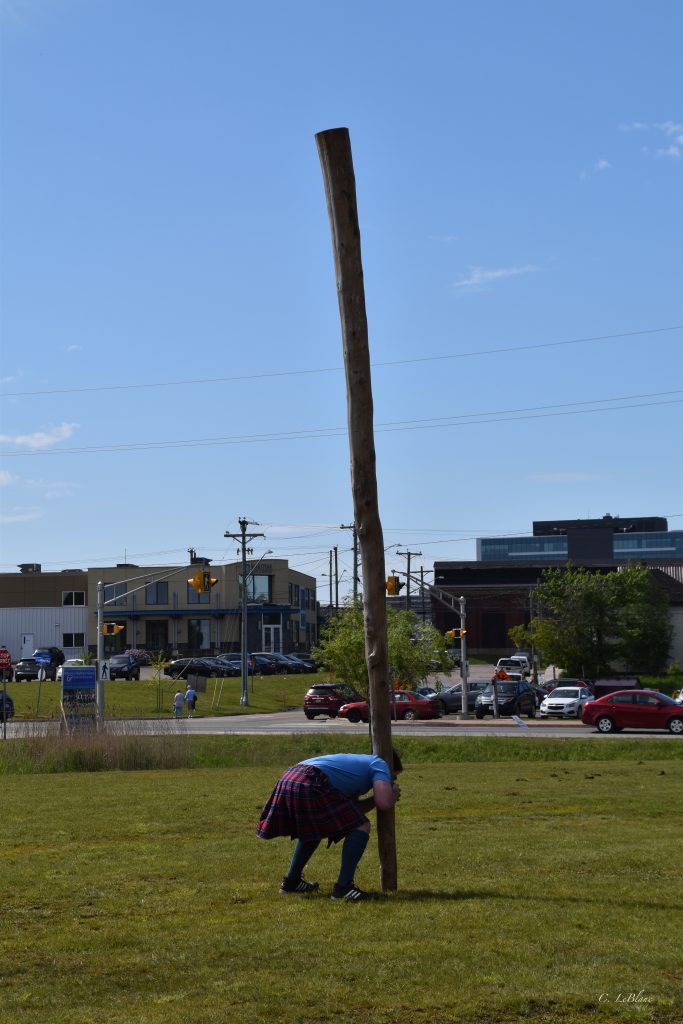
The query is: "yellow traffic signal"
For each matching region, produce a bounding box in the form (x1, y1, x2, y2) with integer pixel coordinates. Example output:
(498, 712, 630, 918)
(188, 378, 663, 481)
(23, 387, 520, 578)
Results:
(446, 628, 465, 638)
(102, 623, 124, 635)
(188, 570, 205, 592)
(387, 575, 398, 595)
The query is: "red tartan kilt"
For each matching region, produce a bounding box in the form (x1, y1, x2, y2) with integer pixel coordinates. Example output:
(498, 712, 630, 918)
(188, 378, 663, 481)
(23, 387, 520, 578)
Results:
(257, 764, 367, 842)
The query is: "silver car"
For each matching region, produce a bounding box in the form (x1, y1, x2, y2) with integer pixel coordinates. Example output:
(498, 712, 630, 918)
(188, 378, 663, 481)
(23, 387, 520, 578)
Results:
(540, 685, 594, 719)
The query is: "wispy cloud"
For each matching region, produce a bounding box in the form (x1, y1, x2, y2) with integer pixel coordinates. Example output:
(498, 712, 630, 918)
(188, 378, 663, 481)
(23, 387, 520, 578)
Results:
(66, 344, 82, 352)
(656, 145, 680, 159)
(594, 159, 611, 171)
(620, 120, 683, 160)
(0, 422, 79, 449)
(528, 472, 598, 483)
(452, 265, 539, 290)
(0, 470, 16, 486)
(0, 506, 42, 525)
(25, 478, 76, 498)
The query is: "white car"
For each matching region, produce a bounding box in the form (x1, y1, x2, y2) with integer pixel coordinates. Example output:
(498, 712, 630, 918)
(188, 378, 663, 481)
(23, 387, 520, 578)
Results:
(56, 658, 85, 682)
(540, 685, 594, 719)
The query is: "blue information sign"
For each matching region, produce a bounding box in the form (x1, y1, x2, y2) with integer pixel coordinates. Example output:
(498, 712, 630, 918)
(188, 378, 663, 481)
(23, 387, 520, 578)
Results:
(63, 666, 97, 691)
(34, 652, 52, 664)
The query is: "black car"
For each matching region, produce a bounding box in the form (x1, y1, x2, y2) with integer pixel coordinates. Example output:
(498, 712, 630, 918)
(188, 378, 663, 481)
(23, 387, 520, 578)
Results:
(475, 679, 536, 718)
(13, 658, 40, 682)
(163, 658, 222, 680)
(252, 651, 298, 674)
(0, 691, 15, 720)
(107, 654, 141, 681)
(432, 680, 489, 714)
(32, 647, 65, 679)
(287, 653, 318, 673)
(213, 655, 242, 677)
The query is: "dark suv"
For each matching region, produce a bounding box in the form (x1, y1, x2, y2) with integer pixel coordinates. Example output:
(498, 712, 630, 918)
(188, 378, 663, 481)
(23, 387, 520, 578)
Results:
(0, 691, 14, 720)
(31, 647, 65, 681)
(475, 679, 536, 719)
(107, 654, 141, 681)
(304, 682, 364, 719)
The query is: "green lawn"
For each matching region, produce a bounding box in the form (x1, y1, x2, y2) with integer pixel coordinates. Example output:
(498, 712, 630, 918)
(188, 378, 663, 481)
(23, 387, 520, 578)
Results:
(5, 673, 318, 720)
(1, 737, 681, 1023)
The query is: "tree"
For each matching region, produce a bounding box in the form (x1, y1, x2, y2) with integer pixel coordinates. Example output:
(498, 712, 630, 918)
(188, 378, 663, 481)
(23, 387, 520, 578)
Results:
(313, 601, 450, 694)
(509, 565, 672, 677)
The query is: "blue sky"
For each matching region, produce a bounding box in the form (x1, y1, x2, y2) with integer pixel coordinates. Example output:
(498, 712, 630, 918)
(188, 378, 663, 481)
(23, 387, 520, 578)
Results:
(1, 0, 682, 597)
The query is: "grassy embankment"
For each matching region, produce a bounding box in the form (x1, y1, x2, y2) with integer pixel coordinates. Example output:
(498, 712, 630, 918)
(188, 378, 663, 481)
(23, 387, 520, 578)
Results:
(0, 734, 681, 1024)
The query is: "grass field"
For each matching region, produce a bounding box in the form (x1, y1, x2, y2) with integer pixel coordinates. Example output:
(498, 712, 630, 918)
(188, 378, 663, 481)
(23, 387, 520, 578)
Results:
(4, 673, 317, 720)
(1, 736, 681, 1024)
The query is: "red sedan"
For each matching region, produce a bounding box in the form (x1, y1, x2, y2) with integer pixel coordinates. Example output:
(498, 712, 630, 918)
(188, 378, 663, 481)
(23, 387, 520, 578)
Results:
(338, 689, 442, 724)
(582, 689, 683, 735)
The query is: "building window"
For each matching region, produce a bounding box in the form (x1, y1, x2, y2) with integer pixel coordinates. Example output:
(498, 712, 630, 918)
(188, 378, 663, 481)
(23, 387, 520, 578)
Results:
(104, 582, 128, 606)
(187, 583, 210, 604)
(239, 574, 271, 603)
(188, 618, 210, 650)
(63, 632, 85, 648)
(62, 591, 85, 606)
(146, 581, 169, 605)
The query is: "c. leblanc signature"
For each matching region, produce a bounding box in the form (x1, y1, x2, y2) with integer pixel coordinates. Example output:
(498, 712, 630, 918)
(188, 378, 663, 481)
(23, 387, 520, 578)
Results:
(599, 991, 654, 1005)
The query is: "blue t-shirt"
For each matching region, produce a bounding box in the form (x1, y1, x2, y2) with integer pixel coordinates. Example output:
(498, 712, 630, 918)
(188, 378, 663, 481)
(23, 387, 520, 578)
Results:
(300, 754, 391, 797)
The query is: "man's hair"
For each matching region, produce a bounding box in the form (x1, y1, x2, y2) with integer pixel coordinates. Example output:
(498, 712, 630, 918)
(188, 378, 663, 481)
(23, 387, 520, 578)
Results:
(392, 748, 403, 775)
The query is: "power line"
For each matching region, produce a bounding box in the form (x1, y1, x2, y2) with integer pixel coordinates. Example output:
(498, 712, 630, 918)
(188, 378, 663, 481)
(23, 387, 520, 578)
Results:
(1, 323, 681, 399)
(2, 388, 680, 458)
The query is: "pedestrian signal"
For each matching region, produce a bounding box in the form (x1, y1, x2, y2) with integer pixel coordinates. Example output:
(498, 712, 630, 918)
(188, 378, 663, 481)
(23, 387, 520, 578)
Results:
(203, 571, 218, 592)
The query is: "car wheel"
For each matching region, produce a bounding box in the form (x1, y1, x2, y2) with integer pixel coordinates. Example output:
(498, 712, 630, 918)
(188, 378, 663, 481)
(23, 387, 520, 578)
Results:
(596, 715, 616, 734)
(439, 700, 448, 716)
(575, 706, 583, 718)
(475, 709, 485, 719)
(667, 716, 683, 735)
(347, 709, 361, 724)
(527, 703, 536, 718)
(328, 711, 338, 718)
(403, 709, 417, 721)
(304, 711, 316, 720)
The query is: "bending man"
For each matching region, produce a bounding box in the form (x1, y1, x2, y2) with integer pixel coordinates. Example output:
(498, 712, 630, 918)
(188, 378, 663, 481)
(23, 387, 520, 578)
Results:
(256, 750, 402, 901)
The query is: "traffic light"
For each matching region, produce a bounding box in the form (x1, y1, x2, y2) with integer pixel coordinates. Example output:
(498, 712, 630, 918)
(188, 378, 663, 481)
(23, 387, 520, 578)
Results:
(445, 628, 466, 639)
(202, 571, 218, 592)
(102, 623, 124, 635)
(386, 575, 404, 595)
(188, 569, 218, 593)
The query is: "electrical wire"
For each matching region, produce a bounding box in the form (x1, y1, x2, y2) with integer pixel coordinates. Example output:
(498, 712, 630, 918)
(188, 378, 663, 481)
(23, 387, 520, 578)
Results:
(2, 389, 681, 458)
(1, 324, 681, 399)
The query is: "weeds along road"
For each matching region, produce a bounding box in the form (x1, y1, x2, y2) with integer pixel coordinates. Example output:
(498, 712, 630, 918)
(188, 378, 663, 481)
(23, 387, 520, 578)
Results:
(5, 712, 680, 740)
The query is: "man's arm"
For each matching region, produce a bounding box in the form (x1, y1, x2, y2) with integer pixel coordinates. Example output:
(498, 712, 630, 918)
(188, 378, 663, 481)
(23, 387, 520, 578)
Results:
(371, 779, 401, 811)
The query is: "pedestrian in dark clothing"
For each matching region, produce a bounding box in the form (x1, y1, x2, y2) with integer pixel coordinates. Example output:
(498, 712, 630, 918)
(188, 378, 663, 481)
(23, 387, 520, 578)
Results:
(257, 750, 402, 901)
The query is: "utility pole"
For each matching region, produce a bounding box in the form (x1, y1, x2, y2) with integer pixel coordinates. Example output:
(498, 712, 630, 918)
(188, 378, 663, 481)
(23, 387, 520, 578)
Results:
(396, 550, 421, 611)
(340, 523, 359, 602)
(224, 518, 264, 706)
(419, 566, 426, 623)
(317, 126, 397, 892)
(328, 550, 333, 608)
(334, 546, 339, 609)
(458, 595, 471, 719)
(96, 580, 104, 723)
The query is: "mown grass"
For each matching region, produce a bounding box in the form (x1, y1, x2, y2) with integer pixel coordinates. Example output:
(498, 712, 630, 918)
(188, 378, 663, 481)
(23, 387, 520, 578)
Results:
(0, 737, 681, 1023)
(4, 674, 318, 720)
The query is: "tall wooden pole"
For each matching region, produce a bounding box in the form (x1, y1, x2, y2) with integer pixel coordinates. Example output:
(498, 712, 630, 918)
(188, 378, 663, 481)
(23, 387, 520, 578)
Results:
(316, 127, 397, 891)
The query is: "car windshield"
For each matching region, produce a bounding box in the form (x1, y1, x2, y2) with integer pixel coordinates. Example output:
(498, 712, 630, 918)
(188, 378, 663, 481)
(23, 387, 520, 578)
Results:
(549, 688, 580, 699)
(486, 683, 516, 695)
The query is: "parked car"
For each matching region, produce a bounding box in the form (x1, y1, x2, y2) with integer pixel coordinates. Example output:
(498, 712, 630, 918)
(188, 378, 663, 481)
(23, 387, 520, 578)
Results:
(540, 685, 594, 719)
(289, 653, 318, 673)
(13, 658, 40, 682)
(107, 654, 141, 681)
(531, 683, 551, 708)
(163, 658, 222, 680)
(416, 686, 438, 699)
(252, 651, 299, 674)
(546, 677, 594, 694)
(431, 680, 489, 714)
(338, 689, 442, 724)
(0, 691, 15, 720)
(304, 682, 364, 719)
(32, 647, 65, 679)
(475, 679, 536, 718)
(56, 658, 85, 682)
(213, 655, 242, 676)
(582, 690, 683, 734)
(283, 654, 317, 674)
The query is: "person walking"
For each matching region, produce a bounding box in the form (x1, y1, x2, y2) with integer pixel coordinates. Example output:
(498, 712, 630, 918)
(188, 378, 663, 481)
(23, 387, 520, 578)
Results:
(172, 689, 184, 719)
(256, 750, 402, 901)
(184, 684, 197, 718)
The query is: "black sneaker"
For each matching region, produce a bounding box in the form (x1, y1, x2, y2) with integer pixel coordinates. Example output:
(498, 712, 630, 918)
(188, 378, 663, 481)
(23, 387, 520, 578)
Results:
(279, 876, 319, 895)
(330, 883, 375, 901)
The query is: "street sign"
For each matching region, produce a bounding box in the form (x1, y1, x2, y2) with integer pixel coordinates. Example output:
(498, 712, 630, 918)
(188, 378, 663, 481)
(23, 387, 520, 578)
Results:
(62, 666, 97, 730)
(34, 651, 51, 664)
(0, 648, 11, 670)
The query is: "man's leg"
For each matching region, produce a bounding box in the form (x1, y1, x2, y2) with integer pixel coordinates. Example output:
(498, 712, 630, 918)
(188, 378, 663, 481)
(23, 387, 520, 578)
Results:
(279, 839, 320, 894)
(331, 821, 371, 900)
